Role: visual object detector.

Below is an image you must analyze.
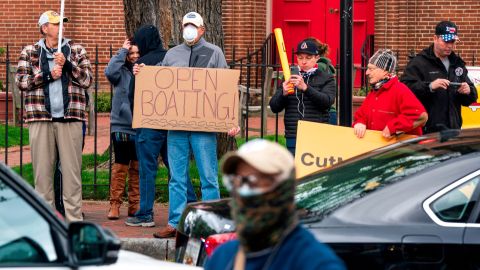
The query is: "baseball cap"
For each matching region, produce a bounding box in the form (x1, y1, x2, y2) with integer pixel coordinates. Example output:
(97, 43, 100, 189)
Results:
(369, 49, 397, 74)
(295, 40, 319, 55)
(435, 21, 459, 42)
(38, 10, 68, 28)
(222, 139, 294, 182)
(182, 12, 204, 27)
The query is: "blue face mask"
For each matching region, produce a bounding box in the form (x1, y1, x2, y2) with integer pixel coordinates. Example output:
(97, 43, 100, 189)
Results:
(183, 25, 198, 44)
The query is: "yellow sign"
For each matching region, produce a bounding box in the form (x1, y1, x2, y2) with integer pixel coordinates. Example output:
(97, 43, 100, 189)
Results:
(132, 66, 240, 132)
(295, 121, 416, 178)
(461, 66, 480, 129)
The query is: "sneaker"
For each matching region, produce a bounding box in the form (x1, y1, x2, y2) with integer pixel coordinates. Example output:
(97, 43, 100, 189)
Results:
(125, 216, 155, 227)
(153, 225, 177, 238)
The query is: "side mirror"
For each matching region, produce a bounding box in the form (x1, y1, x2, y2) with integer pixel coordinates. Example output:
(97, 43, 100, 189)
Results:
(68, 222, 121, 266)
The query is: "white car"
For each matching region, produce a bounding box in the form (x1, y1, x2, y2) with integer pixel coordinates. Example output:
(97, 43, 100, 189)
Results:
(0, 163, 200, 269)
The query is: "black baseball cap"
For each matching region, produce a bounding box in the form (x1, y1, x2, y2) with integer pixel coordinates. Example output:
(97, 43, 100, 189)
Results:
(435, 21, 459, 42)
(295, 40, 319, 55)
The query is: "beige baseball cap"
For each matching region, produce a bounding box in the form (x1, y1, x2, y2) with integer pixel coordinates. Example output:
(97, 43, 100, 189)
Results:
(182, 11, 204, 27)
(221, 139, 294, 181)
(38, 10, 68, 27)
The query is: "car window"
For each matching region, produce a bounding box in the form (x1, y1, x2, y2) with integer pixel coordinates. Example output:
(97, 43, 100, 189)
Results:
(295, 140, 480, 222)
(0, 178, 58, 264)
(431, 177, 479, 223)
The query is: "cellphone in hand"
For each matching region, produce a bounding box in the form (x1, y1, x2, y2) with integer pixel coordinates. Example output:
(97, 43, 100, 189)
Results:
(290, 65, 300, 76)
(449, 82, 462, 87)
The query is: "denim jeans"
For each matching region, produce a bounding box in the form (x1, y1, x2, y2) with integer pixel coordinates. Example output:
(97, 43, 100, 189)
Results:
(286, 137, 296, 157)
(167, 131, 220, 228)
(134, 128, 197, 220)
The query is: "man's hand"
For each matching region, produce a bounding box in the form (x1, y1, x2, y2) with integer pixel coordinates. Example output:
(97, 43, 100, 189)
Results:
(430, 79, 450, 91)
(353, 123, 367, 138)
(227, 126, 240, 137)
(133, 63, 145, 76)
(457, 82, 471, 95)
(282, 81, 293, 96)
(54, 52, 66, 66)
(51, 65, 63, 80)
(382, 126, 392, 138)
(289, 74, 307, 91)
(122, 39, 131, 50)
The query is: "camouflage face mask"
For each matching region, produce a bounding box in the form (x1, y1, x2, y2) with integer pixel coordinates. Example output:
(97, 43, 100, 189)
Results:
(230, 178, 298, 253)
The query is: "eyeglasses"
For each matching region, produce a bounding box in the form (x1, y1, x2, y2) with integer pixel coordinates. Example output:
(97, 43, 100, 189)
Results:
(222, 174, 276, 191)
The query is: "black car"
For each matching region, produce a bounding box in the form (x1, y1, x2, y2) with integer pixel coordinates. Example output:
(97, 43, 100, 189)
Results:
(175, 129, 480, 269)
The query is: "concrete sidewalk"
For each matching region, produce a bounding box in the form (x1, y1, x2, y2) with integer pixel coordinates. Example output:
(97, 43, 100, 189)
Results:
(83, 200, 176, 260)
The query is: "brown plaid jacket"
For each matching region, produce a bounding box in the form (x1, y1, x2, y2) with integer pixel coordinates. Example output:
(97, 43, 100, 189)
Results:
(15, 39, 92, 122)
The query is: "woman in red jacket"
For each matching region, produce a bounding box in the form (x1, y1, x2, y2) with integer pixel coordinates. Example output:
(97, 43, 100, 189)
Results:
(353, 49, 428, 138)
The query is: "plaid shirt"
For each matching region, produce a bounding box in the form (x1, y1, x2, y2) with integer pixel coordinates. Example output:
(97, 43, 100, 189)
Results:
(15, 39, 92, 122)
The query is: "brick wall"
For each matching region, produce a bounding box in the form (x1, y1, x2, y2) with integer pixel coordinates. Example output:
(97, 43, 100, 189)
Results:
(375, 0, 480, 74)
(0, 0, 268, 91)
(0, 0, 127, 91)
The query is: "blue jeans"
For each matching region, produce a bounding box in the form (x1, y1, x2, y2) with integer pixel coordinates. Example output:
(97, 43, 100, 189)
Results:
(286, 137, 296, 157)
(134, 128, 197, 220)
(167, 131, 220, 228)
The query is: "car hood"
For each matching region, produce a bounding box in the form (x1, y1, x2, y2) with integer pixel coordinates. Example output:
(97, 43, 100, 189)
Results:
(87, 250, 202, 269)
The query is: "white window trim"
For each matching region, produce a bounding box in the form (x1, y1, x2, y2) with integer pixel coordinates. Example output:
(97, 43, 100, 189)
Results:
(423, 169, 480, 228)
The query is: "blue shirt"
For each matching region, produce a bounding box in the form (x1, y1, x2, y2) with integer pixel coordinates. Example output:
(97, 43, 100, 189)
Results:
(204, 225, 346, 270)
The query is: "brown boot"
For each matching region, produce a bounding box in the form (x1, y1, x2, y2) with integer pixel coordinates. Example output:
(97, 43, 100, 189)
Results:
(127, 160, 140, 217)
(108, 163, 128, 220)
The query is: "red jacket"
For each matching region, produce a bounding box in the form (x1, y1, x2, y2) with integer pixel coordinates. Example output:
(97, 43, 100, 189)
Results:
(353, 77, 426, 135)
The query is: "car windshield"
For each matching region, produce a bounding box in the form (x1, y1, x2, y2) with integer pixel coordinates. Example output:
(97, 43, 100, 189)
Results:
(295, 137, 480, 223)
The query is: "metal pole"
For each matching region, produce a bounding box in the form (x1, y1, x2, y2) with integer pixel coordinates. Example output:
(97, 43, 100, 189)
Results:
(108, 45, 113, 184)
(94, 45, 98, 196)
(57, 0, 65, 52)
(339, 0, 353, 127)
(4, 44, 9, 165)
(246, 48, 251, 142)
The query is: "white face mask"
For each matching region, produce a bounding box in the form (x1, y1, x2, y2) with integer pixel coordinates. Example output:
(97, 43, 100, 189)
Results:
(183, 25, 198, 44)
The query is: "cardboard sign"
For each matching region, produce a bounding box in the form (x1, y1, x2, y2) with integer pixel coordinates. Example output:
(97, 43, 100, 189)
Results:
(132, 66, 240, 132)
(462, 66, 480, 129)
(295, 121, 417, 178)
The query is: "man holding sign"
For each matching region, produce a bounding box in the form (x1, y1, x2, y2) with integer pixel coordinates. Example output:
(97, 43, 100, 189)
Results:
(143, 12, 239, 238)
(353, 49, 428, 138)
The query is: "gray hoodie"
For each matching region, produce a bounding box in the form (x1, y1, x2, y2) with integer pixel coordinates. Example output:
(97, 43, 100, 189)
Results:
(105, 48, 136, 135)
(160, 38, 227, 68)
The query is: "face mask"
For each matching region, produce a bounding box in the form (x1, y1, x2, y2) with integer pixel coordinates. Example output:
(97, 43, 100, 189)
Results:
(183, 25, 198, 44)
(231, 178, 298, 253)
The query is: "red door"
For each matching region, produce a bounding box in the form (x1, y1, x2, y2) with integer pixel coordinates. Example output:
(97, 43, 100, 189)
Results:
(272, 0, 374, 87)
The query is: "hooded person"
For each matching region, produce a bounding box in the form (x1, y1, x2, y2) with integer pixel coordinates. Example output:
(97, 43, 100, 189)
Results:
(204, 139, 346, 270)
(125, 25, 198, 227)
(353, 49, 428, 139)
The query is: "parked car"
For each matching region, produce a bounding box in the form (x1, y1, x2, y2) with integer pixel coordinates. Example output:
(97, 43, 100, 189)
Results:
(0, 162, 200, 269)
(175, 129, 480, 269)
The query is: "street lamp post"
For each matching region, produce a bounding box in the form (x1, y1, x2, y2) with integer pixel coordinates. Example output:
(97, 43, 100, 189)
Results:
(339, 0, 353, 127)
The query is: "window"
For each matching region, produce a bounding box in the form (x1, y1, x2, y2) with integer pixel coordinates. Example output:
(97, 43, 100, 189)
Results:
(431, 177, 479, 223)
(0, 178, 58, 264)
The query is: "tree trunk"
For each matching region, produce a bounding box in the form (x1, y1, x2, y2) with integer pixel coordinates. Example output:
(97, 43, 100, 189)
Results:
(123, 0, 237, 158)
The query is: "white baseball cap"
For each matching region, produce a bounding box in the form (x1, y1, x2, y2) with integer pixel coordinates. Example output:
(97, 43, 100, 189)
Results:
(182, 12, 204, 27)
(222, 139, 294, 181)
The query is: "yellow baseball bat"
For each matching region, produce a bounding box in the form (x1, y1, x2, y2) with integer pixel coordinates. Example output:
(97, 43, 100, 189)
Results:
(274, 28, 294, 94)
(274, 28, 291, 81)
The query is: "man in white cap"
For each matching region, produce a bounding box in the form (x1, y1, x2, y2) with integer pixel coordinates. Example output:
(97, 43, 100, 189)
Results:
(204, 139, 345, 270)
(16, 10, 92, 222)
(141, 11, 238, 238)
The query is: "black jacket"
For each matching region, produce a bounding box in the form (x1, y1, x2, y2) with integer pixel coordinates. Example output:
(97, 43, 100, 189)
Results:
(400, 44, 477, 133)
(269, 69, 336, 138)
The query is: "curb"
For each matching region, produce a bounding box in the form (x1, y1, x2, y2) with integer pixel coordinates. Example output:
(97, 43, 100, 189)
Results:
(121, 238, 176, 261)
